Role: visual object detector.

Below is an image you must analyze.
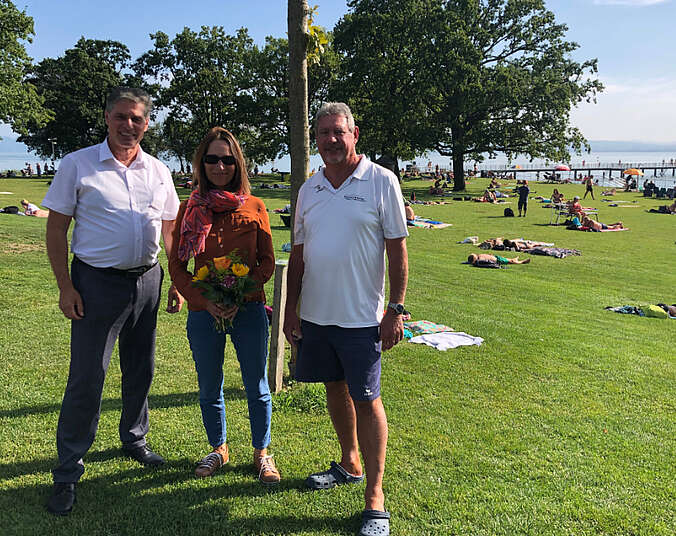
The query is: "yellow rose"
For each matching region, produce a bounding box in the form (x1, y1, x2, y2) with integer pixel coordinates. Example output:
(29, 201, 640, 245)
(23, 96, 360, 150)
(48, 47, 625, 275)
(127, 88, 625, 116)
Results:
(213, 256, 232, 271)
(193, 265, 209, 281)
(231, 263, 250, 277)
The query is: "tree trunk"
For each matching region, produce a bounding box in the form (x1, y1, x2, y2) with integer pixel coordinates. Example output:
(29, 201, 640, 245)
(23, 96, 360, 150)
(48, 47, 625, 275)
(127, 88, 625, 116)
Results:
(452, 152, 465, 191)
(451, 124, 466, 191)
(288, 0, 310, 243)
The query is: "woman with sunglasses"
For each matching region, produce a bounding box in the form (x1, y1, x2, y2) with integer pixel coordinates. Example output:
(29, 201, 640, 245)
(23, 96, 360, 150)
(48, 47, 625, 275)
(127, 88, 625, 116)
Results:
(168, 127, 279, 484)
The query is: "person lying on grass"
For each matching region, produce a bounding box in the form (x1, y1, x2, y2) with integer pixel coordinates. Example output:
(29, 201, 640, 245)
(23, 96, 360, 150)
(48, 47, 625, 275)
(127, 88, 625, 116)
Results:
(580, 216, 626, 231)
(474, 189, 497, 203)
(20, 199, 49, 217)
(468, 253, 531, 266)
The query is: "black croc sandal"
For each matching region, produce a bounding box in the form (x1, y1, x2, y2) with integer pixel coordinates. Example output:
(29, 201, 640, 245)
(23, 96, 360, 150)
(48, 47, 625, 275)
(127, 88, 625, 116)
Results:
(359, 510, 390, 536)
(305, 461, 364, 490)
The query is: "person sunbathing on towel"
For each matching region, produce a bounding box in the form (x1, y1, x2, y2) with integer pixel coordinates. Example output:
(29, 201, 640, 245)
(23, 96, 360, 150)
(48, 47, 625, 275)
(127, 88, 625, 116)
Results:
(474, 189, 497, 203)
(581, 216, 625, 231)
(468, 253, 530, 266)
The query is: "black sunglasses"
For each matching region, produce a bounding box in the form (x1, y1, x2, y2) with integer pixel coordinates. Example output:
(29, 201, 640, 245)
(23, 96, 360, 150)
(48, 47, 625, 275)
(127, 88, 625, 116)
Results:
(203, 154, 236, 166)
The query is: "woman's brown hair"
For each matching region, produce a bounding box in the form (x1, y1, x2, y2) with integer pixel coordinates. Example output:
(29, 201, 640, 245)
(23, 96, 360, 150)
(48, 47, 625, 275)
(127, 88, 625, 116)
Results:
(191, 127, 250, 196)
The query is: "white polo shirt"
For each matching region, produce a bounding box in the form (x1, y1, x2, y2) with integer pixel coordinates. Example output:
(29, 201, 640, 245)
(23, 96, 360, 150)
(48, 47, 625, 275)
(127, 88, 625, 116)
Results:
(294, 157, 408, 328)
(43, 139, 179, 269)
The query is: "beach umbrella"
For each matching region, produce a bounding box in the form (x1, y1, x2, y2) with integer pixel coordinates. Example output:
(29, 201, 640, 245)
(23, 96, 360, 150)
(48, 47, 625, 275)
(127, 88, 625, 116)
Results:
(622, 168, 644, 176)
(555, 164, 570, 171)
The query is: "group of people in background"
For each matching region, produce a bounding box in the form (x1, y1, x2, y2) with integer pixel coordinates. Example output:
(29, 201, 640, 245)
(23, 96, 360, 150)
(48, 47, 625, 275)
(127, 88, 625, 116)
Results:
(17, 161, 56, 177)
(41, 87, 405, 536)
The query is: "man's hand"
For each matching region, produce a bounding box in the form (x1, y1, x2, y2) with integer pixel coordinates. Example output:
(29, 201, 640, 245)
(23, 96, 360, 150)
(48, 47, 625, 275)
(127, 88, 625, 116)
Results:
(166, 284, 184, 313)
(379, 310, 404, 351)
(283, 309, 302, 347)
(59, 285, 84, 320)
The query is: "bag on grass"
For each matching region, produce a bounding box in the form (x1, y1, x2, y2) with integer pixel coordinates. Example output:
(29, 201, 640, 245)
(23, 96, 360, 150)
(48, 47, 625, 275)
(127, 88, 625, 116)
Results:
(1, 205, 19, 214)
(475, 259, 502, 269)
(503, 207, 514, 217)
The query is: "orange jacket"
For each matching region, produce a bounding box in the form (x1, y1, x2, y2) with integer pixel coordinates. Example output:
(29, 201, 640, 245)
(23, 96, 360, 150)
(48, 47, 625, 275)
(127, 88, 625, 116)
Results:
(169, 196, 275, 310)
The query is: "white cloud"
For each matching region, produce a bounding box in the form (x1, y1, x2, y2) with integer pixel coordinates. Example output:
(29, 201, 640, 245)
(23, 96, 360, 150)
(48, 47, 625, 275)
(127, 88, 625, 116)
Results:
(593, 0, 669, 5)
(572, 76, 676, 142)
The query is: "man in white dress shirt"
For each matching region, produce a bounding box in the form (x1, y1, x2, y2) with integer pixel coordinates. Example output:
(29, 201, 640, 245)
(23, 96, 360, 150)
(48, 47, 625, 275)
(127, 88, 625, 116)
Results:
(283, 102, 408, 536)
(42, 87, 181, 515)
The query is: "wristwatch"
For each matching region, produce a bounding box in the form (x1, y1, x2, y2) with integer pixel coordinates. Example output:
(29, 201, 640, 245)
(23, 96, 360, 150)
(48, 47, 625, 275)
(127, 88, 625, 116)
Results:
(387, 302, 406, 315)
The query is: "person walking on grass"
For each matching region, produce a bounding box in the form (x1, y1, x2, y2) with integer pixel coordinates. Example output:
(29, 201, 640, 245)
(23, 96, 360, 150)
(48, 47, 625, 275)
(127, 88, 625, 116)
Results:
(168, 127, 280, 485)
(42, 87, 183, 516)
(283, 102, 408, 536)
(583, 175, 595, 200)
(517, 179, 530, 217)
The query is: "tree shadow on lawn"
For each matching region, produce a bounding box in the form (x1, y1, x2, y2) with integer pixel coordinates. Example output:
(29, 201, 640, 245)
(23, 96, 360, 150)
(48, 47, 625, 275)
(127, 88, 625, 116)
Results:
(1, 457, 357, 535)
(0, 388, 245, 420)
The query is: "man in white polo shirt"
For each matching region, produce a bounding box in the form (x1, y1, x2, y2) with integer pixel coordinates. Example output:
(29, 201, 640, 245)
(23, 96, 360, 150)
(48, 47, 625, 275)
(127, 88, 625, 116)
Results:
(284, 102, 408, 536)
(42, 87, 181, 516)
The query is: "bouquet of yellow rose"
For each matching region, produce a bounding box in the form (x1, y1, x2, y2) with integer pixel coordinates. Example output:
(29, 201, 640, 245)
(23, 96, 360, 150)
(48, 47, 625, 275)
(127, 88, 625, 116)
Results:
(191, 249, 258, 332)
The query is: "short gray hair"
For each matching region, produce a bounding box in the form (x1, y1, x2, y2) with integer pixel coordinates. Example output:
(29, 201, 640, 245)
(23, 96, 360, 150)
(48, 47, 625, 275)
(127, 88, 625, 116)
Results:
(315, 102, 355, 132)
(106, 87, 152, 117)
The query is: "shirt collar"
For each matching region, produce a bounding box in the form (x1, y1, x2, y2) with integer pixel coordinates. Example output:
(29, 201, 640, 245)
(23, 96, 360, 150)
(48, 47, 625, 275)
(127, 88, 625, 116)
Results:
(349, 155, 369, 181)
(320, 155, 368, 188)
(100, 138, 148, 169)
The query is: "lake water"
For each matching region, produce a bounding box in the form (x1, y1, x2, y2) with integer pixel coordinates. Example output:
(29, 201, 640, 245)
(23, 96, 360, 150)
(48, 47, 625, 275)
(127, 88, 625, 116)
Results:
(3, 139, 676, 189)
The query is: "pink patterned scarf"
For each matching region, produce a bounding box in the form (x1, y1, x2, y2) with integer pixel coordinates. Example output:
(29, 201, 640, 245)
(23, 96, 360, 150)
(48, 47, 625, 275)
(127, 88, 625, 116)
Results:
(178, 189, 247, 261)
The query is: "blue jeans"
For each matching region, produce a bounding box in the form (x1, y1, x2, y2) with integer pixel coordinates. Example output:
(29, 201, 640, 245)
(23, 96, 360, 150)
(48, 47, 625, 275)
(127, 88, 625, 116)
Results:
(186, 303, 271, 449)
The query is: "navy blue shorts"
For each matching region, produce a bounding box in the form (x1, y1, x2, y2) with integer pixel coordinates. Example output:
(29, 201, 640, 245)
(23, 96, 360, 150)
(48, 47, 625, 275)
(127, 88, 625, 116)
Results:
(295, 320, 382, 401)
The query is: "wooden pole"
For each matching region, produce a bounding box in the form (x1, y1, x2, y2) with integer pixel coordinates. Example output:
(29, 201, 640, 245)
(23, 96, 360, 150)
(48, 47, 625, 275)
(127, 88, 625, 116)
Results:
(268, 259, 289, 393)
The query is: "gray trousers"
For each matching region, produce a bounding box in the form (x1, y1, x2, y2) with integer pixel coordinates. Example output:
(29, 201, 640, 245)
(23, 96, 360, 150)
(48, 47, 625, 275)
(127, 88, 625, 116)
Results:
(52, 258, 163, 483)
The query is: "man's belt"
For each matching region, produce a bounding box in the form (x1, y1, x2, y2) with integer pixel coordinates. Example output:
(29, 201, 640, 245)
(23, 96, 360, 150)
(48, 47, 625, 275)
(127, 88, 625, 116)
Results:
(74, 256, 158, 278)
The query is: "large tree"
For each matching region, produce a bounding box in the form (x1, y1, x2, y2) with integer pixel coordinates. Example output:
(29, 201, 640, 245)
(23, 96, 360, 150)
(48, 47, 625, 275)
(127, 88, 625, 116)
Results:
(19, 38, 131, 157)
(332, 0, 436, 173)
(134, 27, 256, 165)
(0, 0, 51, 136)
(334, 0, 603, 189)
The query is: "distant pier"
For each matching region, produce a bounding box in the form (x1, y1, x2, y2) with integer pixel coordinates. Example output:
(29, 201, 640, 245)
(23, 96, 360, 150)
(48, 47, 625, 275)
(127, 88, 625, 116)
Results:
(481, 161, 676, 181)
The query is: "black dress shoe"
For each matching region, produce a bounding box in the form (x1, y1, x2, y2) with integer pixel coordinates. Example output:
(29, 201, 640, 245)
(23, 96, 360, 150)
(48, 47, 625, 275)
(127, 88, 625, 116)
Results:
(123, 445, 166, 466)
(47, 482, 76, 515)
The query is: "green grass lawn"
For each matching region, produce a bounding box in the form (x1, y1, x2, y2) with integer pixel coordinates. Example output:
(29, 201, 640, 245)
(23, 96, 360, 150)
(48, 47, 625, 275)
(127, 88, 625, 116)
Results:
(0, 176, 674, 535)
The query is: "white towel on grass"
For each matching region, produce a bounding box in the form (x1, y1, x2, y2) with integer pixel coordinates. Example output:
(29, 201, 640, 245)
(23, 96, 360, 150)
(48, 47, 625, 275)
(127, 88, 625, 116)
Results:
(409, 332, 483, 351)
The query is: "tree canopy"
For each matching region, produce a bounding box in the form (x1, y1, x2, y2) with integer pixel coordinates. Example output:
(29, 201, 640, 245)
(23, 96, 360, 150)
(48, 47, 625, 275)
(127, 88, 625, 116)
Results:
(134, 27, 258, 165)
(0, 0, 51, 137)
(332, 0, 436, 168)
(333, 0, 603, 189)
(135, 25, 338, 168)
(19, 38, 131, 158)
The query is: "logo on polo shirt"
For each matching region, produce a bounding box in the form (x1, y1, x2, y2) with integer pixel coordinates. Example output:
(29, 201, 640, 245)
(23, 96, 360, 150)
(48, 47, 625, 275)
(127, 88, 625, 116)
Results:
(344, 195, 365, 202)
(314, 185, 325, 193)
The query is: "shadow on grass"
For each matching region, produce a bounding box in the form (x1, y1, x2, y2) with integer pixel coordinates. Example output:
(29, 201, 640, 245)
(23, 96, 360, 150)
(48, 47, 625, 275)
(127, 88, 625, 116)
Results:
(0, 388, 245, 420)
(0, 458, 358, 535)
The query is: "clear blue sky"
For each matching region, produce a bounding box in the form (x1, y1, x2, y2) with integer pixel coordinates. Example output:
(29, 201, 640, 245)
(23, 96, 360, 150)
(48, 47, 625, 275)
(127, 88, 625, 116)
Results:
(5, 0, 676, 142)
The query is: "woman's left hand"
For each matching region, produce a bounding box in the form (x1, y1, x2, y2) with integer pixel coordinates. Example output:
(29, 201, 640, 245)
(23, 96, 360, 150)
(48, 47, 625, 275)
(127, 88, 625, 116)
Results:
(222, 305, 239, 322)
